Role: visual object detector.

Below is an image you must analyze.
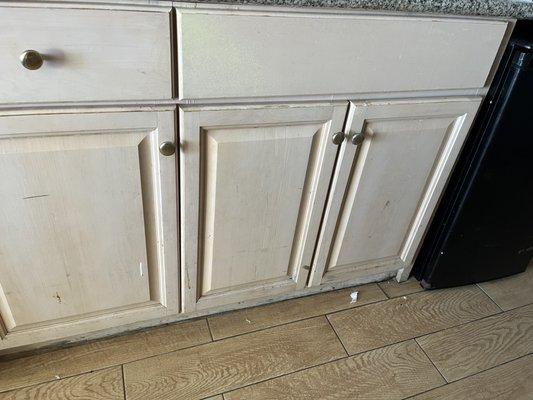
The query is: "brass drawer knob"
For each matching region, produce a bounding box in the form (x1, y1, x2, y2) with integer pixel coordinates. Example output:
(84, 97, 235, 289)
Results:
(159, 141, 176, 156)
(20, 50, 44, 70)
(332, 131, 345, 145)
(350, 132, 365, 146)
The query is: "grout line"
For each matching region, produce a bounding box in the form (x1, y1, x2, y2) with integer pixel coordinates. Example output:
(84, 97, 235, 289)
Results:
(325, 315, 350, 357)
(402, 351, 533, 400)
(205, 317, 215, 342)
(376, 281, 391, 299)
(413, 338, 449, 383)
(402, 382, 447, 400)
(476, 283, 504, 312)
(499, 300, 533, 312)
(114, 313, 350, 371)
(121, 365, 127, 400)
(218, 339, 533, 400)
(326, 303, 507, 361)
(491, 301, 533, 313)
(214, 353, 350, 397)
(0, 336, 211, 395)
(210, 296, 389, 343)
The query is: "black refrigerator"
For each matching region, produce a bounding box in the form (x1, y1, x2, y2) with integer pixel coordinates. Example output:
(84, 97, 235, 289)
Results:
(413, 21, 533, 289)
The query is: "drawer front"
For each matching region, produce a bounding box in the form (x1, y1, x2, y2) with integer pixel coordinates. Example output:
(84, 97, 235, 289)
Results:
(0, 7, 172, 104)
(177, 9, 508, 100)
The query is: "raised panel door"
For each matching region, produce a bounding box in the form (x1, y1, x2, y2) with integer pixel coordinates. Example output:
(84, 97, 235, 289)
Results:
(0, 108, 179, 350)
(309, 99, 481, 286)
(180, 103, 348, 310)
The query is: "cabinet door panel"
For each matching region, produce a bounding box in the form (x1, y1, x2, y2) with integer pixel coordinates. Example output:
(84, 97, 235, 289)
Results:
(0, 109, 178, 349)
(310, 99, 481, 286)
(180, 104, 347, 311)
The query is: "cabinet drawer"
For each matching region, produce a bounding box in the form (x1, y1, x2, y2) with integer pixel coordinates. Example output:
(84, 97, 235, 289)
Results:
(177, 9, 508, 100)
(0, 7, 172, 104)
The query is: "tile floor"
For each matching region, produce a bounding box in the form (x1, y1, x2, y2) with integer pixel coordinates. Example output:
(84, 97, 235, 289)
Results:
(0, 263, 532, 399)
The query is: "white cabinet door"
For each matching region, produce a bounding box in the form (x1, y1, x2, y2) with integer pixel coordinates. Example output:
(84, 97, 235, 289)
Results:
(309, 98, 481, 286)
(180, 103, 347, 311)
(0, 109, 178, 349)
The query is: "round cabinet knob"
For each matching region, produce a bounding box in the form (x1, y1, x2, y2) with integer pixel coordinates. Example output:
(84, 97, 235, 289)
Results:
(350, 132, 365, 146)
(159, 141, 176, 156)
(20, 50, 44, 70)
(332, 131, 345, 145)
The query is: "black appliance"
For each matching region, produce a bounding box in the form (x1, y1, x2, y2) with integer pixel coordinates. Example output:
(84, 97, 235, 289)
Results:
(413, 20, 533, 289)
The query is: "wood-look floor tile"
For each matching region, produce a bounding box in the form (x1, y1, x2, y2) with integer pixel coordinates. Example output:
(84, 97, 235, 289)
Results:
(478, 262, 533, 311)
(0, 319, 211, 393)
(0, 366, 124, 400)
(416, 303, 533, 382)
(378, 277, 423, 298)
(327, 285, 500, 355)
(203, 396, 223, 400)
(208, 283, 386, 340)
(411, 354, 533, 399)
(224, 340, 445, 400)
(123, 316, 346, 400)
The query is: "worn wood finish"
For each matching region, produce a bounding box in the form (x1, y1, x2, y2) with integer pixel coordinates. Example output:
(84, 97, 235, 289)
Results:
(180, 103, 348, 312)
(0, 319, 210, 393)
(328, 285, 500, 355)
(0, 109, 179, 351)
(378, 277, 423, 298)
(123, 316, 346, 400)
(0, 7, 172, 104)
(416, 303, 533, 382)
(0, 367, 124, 400)
(411, 354, 533, 400)
(478, 262, 533, 311)
(310, 99, 481, 286)
(207, 283, 386, 340)
(225, 340, 444, 400)
(176, 8, 507, 100)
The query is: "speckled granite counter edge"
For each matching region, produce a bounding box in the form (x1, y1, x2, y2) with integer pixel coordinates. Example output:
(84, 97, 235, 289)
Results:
(184, 0, 532, 19)
(9, 0, 533, 18)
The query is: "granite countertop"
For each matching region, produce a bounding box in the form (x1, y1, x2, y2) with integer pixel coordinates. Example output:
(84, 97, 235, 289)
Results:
(186, 0, 533, 18)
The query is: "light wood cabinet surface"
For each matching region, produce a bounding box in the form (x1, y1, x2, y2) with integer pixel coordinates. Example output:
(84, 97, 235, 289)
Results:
(0, 1, 512, 353)
(0, 109, 179, 349)
(179, 103, 348, 311)
(176, 7, 507, 100)
(310, 98, 481, 286)
(0, 6, 173, 104)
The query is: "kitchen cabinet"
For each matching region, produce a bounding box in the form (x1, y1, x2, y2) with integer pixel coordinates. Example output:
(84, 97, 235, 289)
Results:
(309, 98, 481, 286)
(0, 0, 512, 353)
(179, 103, 347, 311)
(0, 109, 179, 347)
